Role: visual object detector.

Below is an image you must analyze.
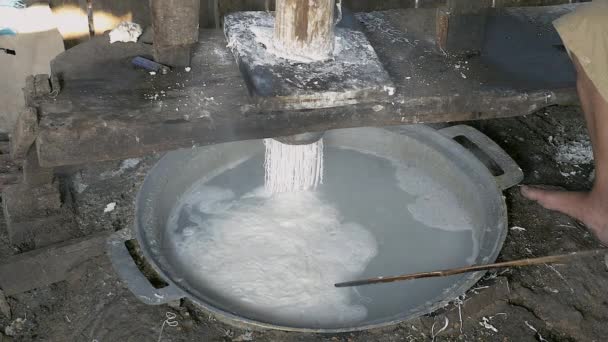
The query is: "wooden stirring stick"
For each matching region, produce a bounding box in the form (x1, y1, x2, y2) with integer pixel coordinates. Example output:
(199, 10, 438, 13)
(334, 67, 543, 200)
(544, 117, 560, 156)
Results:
(334, 248, 606, 288)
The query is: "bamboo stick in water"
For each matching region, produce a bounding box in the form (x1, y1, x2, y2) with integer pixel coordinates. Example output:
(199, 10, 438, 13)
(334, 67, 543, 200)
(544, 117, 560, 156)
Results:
(335, 249, 606, 288)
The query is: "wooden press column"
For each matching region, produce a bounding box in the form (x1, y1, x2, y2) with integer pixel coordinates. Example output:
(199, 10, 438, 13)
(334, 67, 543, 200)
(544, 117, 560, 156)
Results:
(150, 0, 201, 67)
(436, 0, 491, 54)
(274, 0, 335, 59)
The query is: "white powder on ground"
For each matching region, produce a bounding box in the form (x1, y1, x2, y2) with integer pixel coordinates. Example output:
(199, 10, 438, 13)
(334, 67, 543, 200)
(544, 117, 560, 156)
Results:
(264, 138, 324, 194)
(170, 187, 377, 327)
(555, 138, 593, 165)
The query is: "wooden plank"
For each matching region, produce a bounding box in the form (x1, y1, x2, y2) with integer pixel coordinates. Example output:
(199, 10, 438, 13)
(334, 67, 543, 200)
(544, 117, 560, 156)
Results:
(215, 0, 584, 12)
(2, 173, 74, 250)
(35, 7, 579, 167)
(0, 233, 109, 295)
(2, 183, 61, 225)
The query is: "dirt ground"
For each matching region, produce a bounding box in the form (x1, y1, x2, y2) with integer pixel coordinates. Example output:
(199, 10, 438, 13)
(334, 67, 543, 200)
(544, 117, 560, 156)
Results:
(1, 104, 607, 342)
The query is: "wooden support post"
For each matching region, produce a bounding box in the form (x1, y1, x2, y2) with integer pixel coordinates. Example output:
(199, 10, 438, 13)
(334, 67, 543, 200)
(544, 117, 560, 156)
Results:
(2, 181, 78, 250)
(436, 0, 491, 54)
(23, 144, 54, 186)
(274, 0, 335, 60)
(150, 0, 201, 67)
(10, 106, 38, 160)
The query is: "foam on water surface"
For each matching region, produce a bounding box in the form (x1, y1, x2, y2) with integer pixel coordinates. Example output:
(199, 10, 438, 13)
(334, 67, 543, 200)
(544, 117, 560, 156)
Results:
(169, 186, 377, 327)
(393, 163, 475, 232)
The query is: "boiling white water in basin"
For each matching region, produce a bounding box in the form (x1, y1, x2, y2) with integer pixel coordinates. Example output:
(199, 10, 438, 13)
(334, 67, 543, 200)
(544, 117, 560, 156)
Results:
(264, 138, 324, 193)
(170, 188, 377, 327)
(166, 147, 480, 329)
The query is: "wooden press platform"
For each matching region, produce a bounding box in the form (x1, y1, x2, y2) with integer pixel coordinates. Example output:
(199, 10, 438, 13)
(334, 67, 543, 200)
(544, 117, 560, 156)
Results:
(33, 5, 579, 167)
(224, 11, 394, 111)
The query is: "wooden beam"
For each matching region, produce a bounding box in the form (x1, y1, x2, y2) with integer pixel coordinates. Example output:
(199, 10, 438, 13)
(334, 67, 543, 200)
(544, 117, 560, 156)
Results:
(275, 0, 335, 59)
(35, 7, 579, 167)
(0, 233, 109, 295)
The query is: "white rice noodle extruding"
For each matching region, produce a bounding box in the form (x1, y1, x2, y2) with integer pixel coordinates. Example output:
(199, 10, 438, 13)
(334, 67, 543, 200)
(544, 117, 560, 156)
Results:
(173, 188, 377, 327)
(264, 138, 324, 193)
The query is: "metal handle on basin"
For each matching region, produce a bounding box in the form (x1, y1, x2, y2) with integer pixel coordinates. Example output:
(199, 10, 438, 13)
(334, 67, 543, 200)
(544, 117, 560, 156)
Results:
(107, 229, 185, 305)
(439, 125, 523, 190)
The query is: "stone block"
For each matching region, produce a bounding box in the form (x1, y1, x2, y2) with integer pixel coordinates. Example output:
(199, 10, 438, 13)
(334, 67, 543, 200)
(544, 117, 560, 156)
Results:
(23, 146, 54, 186)
(9, 106, 38, 160)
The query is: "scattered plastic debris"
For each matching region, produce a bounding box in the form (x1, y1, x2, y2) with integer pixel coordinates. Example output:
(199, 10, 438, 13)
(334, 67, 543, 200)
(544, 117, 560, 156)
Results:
(185, 67, 192, 72)
(132, 56, 170, 74)
(431, 316, 449, 342)
(4, 317, 26, 337)
(479, 317, 498, 333)
(109, 21, 142, 43)
(383, 85, 396, 96)
(372, 105, 384, 112)
(470, 285, 490, 294)
(524, 320, 548, 342)
(149, 71, 157, 76)
(454, 295, 465, 334)
(510, 226, 527, 232)
(233, 331, 254, 341)
(157, 312, 179, 342)
(545, 264, 574, 293)
(104, 202, 117, 213)
(101, 158, 141, 179)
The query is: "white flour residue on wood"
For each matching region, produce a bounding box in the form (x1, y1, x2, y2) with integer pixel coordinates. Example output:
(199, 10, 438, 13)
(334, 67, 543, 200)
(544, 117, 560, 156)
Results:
(223, 11, 395, 110)
(169, 187, 377, 327)
(250, 26, 340, 63)
(264, 138, 324, 194)
(355, 12, 413, 45)
(555, 136, 593, 165)
(224, 12, 390, 88)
